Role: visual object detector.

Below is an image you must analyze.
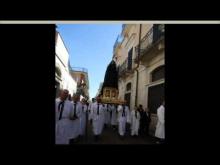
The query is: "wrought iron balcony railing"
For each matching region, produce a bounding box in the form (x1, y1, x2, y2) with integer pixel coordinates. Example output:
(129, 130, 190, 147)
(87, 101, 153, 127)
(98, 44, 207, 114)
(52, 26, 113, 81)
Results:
(135, 24, 164, 62)
(118, 58, 135, 77)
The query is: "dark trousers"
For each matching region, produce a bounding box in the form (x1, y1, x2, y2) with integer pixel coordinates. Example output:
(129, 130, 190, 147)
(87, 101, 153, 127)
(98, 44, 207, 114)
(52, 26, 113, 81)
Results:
(146, 122, 150, 135)
(139, 122, 146, 135)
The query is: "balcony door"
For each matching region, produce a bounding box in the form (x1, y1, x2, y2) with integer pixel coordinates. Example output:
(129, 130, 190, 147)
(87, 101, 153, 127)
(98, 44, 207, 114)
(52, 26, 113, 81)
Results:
(148, 83, 164, 114)
(127, 48, 133, 70)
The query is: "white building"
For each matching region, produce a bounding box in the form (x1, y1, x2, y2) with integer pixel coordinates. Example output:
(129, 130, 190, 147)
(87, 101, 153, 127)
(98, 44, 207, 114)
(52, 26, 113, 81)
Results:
(55, 31, 77, 97)
(113, 24, 165, 135)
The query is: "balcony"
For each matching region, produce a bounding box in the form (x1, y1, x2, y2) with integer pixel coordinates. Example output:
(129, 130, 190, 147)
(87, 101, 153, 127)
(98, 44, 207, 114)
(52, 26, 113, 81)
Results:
(134, 24, 164, 63)
(118, 58, 135, 78)
(70, 67, 88, 73)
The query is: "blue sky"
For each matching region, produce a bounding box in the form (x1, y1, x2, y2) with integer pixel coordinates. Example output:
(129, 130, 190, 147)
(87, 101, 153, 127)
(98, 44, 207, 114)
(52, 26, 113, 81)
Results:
(57, 24, 122, 99)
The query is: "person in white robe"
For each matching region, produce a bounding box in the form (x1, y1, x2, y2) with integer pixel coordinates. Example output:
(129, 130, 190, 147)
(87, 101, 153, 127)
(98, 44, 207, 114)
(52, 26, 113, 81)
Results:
(104, 104, 111, 128)
(91, 97, 105, 141)
(117, 104, 129, 138)
(130, 107, 140, 136)
(79, 98, 87, 137)
(110, 104, 118, 130)
(102, 103, 107, 130)
(88, 98, 95, 122)
(56, 89, 74, 144)
(126, 105, 131, 135)
(155, 101, 165, 144)
(69, 94, 82, 144)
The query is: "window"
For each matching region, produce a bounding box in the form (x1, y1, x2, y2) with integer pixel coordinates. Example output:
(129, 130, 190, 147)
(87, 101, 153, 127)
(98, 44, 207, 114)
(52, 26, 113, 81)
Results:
(151, 65, 165, 82)
(127, 48, 133, 70)
(126, 82, 132, 91)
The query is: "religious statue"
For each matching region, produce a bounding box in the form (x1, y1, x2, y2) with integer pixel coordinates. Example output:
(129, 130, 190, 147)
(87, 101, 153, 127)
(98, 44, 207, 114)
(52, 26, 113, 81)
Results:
(100, 60, 125, 104)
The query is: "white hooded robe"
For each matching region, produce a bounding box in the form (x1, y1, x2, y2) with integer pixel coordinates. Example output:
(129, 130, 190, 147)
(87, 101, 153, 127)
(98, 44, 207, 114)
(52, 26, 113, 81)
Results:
(130, 110, 140, 136)
(80, 104, 87, 136)
(55, 98, 74, 144)
(91, 102, 105, 135)
(155, 105, 165, 139)
(70, 101, 82, 139)
(104, 104, 111, 125)
(117, 105, 129, 136)
(110, 105, 118, 126)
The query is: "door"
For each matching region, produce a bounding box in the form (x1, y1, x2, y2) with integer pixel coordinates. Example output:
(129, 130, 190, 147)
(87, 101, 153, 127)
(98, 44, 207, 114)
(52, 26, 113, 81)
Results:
(148, 83, 164, 114)
(124, 93, 131, 108)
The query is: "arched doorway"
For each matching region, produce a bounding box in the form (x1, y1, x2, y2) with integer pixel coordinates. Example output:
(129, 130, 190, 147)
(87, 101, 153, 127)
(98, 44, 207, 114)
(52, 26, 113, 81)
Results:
(147, 65, 165, 135)
(148, 65, 165, 114)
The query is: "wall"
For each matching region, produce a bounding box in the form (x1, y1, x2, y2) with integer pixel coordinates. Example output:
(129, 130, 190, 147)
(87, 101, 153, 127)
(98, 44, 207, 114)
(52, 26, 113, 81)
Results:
(116, 24, 165, 111)
(55, 32, 77, 96)
(56, 33, 69, 71)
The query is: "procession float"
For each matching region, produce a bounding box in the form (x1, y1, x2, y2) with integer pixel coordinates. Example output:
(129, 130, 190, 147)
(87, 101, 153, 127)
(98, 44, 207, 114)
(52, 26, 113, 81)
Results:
(99, 60, 126, 105)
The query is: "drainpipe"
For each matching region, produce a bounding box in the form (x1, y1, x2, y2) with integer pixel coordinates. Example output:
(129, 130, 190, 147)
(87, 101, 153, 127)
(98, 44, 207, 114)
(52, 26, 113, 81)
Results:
(135, 24, 142, 107)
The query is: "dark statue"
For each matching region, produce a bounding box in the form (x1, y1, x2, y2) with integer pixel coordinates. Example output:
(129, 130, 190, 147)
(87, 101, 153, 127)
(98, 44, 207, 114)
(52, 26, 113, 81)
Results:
(101, 60, 118, 95)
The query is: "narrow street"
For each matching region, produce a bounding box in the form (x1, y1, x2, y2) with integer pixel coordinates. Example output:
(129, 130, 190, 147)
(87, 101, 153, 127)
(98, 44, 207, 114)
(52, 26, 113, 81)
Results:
(74, 115, 156, 144)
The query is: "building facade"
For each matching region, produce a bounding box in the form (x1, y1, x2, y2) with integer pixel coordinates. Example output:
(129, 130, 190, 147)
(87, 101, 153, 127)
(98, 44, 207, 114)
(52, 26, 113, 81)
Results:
(55, 31, 77, 97)
(70, 67, 90, 101)
(113, 24, 165, 135)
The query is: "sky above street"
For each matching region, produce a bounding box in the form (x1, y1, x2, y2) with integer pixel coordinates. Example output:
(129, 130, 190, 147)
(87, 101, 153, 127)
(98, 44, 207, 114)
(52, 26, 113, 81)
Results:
(57, 24, 122, 99)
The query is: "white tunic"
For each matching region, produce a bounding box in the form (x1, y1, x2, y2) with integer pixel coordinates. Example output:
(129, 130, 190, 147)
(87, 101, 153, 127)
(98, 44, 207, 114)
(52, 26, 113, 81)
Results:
(80, 104, 87, 135)
(110, 105, 118, 125)
(55, 98, 74, 144)
(91, 102, 105, 135)
(88, 102, 94, 121)
(104, 104, 111, 125)
(117, 105, 129, 136)
(130, 110, 140, 136)
(155, 105, 165, 139)
(70, 101, 82, 139)
(126, 108, 131, 124)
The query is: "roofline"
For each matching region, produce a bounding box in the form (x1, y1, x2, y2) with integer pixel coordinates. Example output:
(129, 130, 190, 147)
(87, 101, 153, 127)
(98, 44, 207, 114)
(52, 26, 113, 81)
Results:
(56, 30, 71, 58)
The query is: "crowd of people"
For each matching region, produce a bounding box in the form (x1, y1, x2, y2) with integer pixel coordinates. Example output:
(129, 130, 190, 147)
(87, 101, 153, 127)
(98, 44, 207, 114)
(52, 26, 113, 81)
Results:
(55, 89, 165, 144)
